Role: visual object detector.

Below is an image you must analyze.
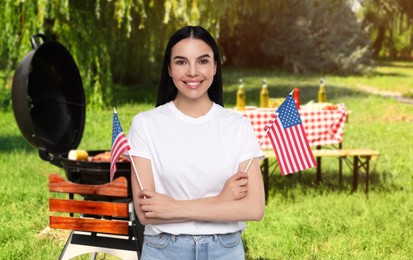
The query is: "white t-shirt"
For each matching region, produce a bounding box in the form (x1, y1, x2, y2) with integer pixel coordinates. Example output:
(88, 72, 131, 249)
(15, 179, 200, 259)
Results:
(127, 101, 264, 235)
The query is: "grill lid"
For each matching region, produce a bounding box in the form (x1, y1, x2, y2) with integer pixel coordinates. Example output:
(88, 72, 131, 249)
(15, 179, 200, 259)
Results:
(12, 34, 85, 162)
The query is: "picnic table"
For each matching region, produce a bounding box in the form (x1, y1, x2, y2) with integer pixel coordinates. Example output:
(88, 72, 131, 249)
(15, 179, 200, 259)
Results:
(233, 104, 380, 197)
(241, 103, 348, 182)
(237, 103, 348, 150)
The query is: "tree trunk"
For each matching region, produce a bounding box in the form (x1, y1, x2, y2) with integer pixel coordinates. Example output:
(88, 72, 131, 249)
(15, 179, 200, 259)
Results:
(372, 25, 386, 57)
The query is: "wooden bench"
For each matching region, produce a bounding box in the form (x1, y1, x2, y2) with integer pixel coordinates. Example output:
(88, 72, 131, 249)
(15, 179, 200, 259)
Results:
(48, 173, 143, 260)
(261, 149, 380, 200)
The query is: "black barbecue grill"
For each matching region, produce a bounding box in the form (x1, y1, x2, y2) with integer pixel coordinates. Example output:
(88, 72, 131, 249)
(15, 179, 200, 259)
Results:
(11, 34, 132, 196)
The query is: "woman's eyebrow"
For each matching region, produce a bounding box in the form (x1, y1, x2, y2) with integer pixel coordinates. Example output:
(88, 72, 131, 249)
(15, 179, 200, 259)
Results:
(197, 54, 212, 59)
(172, 55, 187, 60)
(172, 54, 212, 60)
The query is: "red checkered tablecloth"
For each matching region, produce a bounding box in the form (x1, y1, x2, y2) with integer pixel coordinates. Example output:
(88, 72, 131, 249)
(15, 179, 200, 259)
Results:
(234, 104, 348, 149)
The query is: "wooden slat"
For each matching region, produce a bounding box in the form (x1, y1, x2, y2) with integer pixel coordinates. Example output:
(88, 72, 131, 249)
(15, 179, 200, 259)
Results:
(48, 174, 133, 236)
(312, 149, 380, 158)
(264, 149, 379, 159)
(49, 216, 129, 235)
(48, 173, 128, 197)
(49, 198, 129, 218)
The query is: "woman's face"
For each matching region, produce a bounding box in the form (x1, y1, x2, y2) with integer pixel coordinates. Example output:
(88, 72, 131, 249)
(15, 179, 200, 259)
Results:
(169, 38, 217, 102)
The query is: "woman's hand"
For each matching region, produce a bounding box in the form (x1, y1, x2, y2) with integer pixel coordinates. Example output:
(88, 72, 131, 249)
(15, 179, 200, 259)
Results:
(139, 190, 181, 219)
(218, 172, 249, 201)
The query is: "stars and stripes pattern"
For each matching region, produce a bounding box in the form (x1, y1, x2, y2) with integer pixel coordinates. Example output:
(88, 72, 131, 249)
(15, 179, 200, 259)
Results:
(265, 95, 317, 175)
(110, 109, 130, 182)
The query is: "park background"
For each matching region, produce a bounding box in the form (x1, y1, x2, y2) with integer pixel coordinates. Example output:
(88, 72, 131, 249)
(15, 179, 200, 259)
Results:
(1, 0, 413, 259)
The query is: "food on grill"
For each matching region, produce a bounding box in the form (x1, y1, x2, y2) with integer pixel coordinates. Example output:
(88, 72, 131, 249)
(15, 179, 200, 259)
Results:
(68, 150, 130, 162)
(68, 150, 89, 161)
(90, 151, 111, 162)
(89, 151, 130, 163)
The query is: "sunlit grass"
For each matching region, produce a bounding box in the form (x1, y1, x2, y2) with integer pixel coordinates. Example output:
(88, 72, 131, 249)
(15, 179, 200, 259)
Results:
(328, 60, 413, 95)
(222, 60, 413, 106)
(1, 61, 413, 259)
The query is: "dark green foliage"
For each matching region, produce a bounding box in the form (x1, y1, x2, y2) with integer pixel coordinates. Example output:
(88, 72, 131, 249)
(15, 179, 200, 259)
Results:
(220, 0, 373, 75)
(0, 88, 11, 111)
(3, 0, 412, 109)
(0, 0, 229, 109)
(361, 0, 413, 58)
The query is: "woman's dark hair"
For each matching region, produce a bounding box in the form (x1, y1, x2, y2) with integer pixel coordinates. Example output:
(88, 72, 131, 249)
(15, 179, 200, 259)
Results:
(156, 26, 223, 107)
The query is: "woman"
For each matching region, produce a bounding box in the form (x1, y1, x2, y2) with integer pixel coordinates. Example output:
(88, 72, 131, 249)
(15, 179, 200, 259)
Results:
(127, 26, 265, 259)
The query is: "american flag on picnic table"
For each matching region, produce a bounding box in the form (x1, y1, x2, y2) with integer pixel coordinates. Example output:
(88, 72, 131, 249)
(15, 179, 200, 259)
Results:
(110, 108, 130, 182)
(264, 94, 317, 175)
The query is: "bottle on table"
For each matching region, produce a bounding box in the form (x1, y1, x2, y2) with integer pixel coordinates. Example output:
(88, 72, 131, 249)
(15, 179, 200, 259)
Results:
(259, 79, 269, 108)
(293, 88, 300, 109)
(318, 78, 327, 103)
(236, 79, 246, 110)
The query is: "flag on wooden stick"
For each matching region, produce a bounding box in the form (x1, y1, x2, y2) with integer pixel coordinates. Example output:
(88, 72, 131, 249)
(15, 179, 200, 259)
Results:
(265, 94, 316, 175)
(110, 108, 131, 182)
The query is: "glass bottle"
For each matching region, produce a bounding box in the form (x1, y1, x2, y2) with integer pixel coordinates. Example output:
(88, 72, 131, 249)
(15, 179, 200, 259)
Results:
(236, 79, 246, 110)
(260, 79, 269, 108)
(318, 78, 327, 103)
(293, 88, 300, 109)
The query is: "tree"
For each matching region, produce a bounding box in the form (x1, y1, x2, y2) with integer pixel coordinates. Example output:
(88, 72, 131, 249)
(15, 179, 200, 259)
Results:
(0, 0, 232, 108)
(5, 0, 403, 108)
(220, 0, 373, 75)
(360, 0, 413, 58)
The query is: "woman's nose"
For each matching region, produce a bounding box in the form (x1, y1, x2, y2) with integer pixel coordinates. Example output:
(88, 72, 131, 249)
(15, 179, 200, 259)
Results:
(187, 63, 198, 76)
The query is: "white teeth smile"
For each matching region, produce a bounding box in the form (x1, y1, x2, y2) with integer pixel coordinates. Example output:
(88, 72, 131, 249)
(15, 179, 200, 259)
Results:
(186, 82, 201, 86)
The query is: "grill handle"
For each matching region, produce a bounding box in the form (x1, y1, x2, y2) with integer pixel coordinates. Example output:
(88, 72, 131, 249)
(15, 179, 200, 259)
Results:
(30, 34, 48, 49)
(39, 148, 62, 168)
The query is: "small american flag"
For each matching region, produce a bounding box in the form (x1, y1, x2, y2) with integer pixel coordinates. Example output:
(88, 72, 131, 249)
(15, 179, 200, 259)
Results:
(265, 95, 316, 175)
(110, 108, 130, 182)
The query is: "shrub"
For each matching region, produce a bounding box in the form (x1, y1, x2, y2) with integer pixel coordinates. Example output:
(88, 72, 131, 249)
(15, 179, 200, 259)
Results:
(220, 0, 373, 75)
(0, 89, 11, 111)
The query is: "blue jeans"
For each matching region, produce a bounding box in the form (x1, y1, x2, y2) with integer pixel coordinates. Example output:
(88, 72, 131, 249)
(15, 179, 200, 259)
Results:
(140, 231, 245, 260)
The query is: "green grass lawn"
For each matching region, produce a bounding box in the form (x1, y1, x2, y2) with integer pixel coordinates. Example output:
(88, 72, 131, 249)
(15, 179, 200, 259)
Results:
(1, 61, 413, 259)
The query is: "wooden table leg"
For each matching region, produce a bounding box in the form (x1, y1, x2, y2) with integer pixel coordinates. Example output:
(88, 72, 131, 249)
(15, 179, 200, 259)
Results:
(365, 158, 370, 194)
(338, 143, 343, 187)
(263, 158, 269, 204)
(352, 156, 359, 193)
(316, 145, 322, 184)
(351, 155, 373, 194)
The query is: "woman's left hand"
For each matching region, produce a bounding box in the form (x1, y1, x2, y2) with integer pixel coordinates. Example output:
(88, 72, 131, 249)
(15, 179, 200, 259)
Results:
(218, 172, 249, 201)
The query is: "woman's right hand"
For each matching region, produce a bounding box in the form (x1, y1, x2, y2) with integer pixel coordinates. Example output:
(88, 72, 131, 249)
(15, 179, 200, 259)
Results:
(218, 172, 249, 201)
